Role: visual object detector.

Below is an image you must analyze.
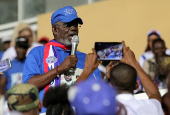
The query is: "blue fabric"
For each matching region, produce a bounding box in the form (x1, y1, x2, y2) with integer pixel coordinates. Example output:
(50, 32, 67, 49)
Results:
(22, 46, 102, 113)
(142, 55, 146, 60)
(136, 76, 143, 91)
(70, 80, 117, 115)
(0, 51, 4, 60)
(1, 58, 25, 92)
(51, 6, 83, 25)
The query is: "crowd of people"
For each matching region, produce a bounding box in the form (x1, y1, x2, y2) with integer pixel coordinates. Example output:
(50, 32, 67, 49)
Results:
(0, 6, 170, 115)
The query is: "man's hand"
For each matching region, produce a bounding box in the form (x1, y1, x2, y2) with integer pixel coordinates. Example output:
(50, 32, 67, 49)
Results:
(58, 55, 78, 72)
(84, 48, 100, 73)
(120, 41, 138, 68)
(75, 48, 100, 84)
(119, 41, 161, 103)
(0, 73, 3, 76)
(106, 61, 119, 79)
(0, 76, 6, 96)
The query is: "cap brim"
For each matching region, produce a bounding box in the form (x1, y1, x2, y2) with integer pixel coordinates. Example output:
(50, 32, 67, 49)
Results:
(61, 16, 83, 24)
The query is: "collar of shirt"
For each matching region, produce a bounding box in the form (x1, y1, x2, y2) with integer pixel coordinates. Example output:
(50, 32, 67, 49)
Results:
(116, 93, 134, 101)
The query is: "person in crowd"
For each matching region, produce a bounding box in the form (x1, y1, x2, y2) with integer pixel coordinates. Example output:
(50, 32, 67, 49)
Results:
(162, 72, 170, 115)
(142, 39, 170, 89)
(103, 60, 143, 93)
(107, 41, 164, 115)
(38, 37, 50, 45)
(0, 73, 4, 115)
(1, 23, 42, 61)
(138, 29, 170, 67)
(22, 6, 102, 113)
(0, 37, 29, 96)
(43, 85, 73, 115)
(6, 83, 42, 115)
(0, 36, 11, 60)
(154, 56, 170, 89)
(68, 80, 118, 115)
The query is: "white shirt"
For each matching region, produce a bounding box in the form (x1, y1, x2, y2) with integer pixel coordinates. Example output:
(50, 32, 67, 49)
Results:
(138, 49, 170, 67)
(116, 93, 164, 115)
(1, 42, 42, 61)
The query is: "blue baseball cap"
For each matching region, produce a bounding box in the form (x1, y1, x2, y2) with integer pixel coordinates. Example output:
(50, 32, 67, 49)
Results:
(51, 6, 83, 26)
(68, 80, 117, 115)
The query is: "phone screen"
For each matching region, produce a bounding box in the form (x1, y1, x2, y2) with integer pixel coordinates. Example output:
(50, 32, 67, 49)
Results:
(95, 42, 123, 60)
(0, 58, 11, 73)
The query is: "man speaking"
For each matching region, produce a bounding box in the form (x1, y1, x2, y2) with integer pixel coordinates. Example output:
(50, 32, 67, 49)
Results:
(22, 6, 102, 113)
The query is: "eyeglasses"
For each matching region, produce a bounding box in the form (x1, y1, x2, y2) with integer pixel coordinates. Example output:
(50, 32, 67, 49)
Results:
(56, 22, 81, 30)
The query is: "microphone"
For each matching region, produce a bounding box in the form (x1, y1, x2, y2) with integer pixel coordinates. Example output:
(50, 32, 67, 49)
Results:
(69, 35, 79, 72)
(71, 35, 79, 55)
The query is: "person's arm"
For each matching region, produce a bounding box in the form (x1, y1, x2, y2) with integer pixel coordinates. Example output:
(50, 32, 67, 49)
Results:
(0, 73, 6, 96)
(27, 55, 78, 90)
(162, 92, 170, 115)
(120, 41, 161, 103)
(105, 61, 119, 79)
(162, 72, 170, 114)
(75, 48, 100, 84)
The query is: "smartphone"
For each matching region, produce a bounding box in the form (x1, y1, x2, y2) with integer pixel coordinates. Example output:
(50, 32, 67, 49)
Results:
(95, 42, 123, 60)
(0, 58, 11, 73)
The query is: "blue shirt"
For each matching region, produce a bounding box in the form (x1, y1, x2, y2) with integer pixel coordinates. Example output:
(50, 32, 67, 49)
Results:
(2, 58, 25, 92)
(0, 51, 4, 60)
(22, 46, 102, 113)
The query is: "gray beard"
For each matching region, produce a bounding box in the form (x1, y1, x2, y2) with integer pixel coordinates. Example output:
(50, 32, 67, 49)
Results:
(58, 37, 71, 46)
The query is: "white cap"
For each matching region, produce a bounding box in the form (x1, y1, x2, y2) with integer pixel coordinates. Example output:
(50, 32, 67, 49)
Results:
(1, 36, 11, 43)
(147, 29, 161, 37)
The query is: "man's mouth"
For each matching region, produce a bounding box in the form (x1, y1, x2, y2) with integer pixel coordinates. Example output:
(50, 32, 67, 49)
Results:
(68, 34, 77, 40)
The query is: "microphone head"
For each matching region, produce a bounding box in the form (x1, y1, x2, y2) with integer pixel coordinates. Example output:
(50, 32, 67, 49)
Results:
(71, 35, 79, 44)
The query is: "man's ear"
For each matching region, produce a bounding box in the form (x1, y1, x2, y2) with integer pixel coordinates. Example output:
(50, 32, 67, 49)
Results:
(52, 27, 58, 36)
(38, 101, 42, 113)
(135, 81, 139, 90)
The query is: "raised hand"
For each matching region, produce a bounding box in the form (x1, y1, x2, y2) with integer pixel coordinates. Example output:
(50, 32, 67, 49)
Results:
(74, 48, 100, 84)
(84, 48, 100, 73)
(106, 61, 119, 79)
(120, 41, 138, 68)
